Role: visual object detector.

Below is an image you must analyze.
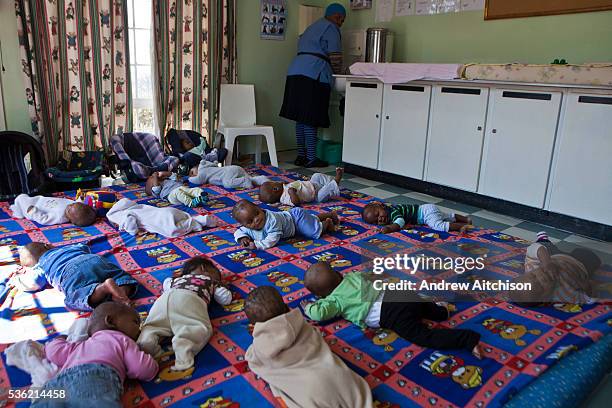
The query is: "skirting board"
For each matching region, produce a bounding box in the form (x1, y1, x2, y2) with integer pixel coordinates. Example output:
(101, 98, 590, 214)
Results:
(343, 163, 612, 242)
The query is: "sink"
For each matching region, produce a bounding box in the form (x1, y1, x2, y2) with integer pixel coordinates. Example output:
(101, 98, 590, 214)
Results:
(332, 75, 349, 93)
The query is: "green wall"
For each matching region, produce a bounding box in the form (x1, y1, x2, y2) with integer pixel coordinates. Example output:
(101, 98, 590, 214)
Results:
(334, 1, 612, 64)
(0, 0, 32, 134)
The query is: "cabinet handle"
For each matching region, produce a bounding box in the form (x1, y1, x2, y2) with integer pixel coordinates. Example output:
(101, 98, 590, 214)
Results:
(375, 114, 379, 118)
(385, 115, 389, 120)
(392, 85, 425, 92)
(502, 91, 551, 101)
(578, 95, 612, 105)
(492, 129, 497, 134)
(441, 87, 481, 95)
(351, 83, 377, 89)
(477, 126, 482, 131)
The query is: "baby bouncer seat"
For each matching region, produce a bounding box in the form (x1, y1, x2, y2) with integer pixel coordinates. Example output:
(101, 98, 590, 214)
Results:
(110, 132, 179, 182)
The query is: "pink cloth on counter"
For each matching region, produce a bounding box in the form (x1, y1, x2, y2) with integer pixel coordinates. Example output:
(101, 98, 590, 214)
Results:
(349, 63, 462, 84)
(45, 330, 159, 382)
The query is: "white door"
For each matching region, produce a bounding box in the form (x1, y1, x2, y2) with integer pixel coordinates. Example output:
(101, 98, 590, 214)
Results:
(378, 84, 431, 179)
(342, 81, 383, 169)
(425, 86, 489, 191)
(547, 93, 612, 225)
(479, 89, 562, 208)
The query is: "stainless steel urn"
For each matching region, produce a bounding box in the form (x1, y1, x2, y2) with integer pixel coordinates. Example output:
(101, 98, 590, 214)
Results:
(365, 28, 394, 63)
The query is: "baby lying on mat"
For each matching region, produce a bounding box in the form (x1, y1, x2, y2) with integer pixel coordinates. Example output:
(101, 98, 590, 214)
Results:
(302, 261, 483, 359)
(9, 242, 138, 311)
(138, 257, 232, 371)
(146, 171, 207, 208)
(188, 160, 270, 189)
(363, 202, 472, 233)
(11, 194, 96, 226)
(259, 168, 343, 206)
(106, 198, 216, 238)
(232, 199, 338, 250)
(34, 302, 158, 408)
(245, 286, 374, 408)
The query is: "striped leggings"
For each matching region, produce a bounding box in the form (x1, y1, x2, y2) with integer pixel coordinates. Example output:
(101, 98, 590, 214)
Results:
(296, 122, 317, 161)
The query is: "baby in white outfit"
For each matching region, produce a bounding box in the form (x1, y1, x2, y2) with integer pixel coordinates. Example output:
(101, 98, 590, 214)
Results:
(11, 194, 96, 226)
(259, 168, 343, 206)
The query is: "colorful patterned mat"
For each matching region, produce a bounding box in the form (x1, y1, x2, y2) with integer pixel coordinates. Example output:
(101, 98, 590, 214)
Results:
(1, 166, 610, 408)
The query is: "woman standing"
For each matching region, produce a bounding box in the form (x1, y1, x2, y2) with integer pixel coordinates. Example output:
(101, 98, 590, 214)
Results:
(280, 3, 346, 168)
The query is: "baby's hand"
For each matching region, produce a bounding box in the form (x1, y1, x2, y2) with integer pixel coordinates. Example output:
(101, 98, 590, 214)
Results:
(300, 299, 313, 310)
(27, 205, 35, 213)
(380, 225, 392, 234)
(247, 241, 257, 250)
(238, 237, 253, 248)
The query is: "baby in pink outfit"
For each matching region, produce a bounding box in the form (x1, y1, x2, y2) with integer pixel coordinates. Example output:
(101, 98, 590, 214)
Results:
(33, 302, 158, 407)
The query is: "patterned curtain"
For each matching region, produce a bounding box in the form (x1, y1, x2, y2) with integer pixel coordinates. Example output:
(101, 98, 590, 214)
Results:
(15, 0, 132, 164)
(153, 0, 236, 144)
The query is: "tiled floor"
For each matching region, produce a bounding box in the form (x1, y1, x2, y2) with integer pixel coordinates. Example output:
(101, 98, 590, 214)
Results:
(276, 150, 612, 264)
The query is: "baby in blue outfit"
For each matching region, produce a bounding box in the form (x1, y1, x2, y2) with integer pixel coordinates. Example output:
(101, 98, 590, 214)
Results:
(11, 243, 138, 311)
(232, 199, 339, 250)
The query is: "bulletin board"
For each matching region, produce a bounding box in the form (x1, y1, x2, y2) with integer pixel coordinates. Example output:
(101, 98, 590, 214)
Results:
(484, 0, 612, 20)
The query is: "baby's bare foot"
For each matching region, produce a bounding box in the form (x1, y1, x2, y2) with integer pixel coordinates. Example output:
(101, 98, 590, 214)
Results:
(472, 343, 483, 360)
(335, 167, 344, 184)
(105, 279, 129, 302)
(323, 218, 337, 233)
(330, 211, 340, 225)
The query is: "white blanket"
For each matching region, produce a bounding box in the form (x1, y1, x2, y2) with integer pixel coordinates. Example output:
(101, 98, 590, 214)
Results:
(106, 198, 215, 238)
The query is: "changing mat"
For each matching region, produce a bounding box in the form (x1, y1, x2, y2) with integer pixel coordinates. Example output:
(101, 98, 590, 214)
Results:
(350, 62, 462, 84)
(462, 63, 612, 87)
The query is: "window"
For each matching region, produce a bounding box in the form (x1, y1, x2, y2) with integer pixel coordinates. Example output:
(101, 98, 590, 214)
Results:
(127, 0, 155, 133)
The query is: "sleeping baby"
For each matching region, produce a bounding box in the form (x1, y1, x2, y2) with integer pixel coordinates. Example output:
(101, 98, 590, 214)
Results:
(188, 160, 270, 190)
(106, 198, 216, 238)
(11, 194, 96, 227)
(232, 199, 338, 250)
(145, 171, 207, 208)
(259, 168, 343, 206)
(138, 256, 232, 370)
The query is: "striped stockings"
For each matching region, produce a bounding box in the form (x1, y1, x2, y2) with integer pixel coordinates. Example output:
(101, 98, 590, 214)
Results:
(296, 122, 318, 161)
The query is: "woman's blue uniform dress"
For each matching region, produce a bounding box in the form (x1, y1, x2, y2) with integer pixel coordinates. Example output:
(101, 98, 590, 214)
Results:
(279, 18, 341, 128)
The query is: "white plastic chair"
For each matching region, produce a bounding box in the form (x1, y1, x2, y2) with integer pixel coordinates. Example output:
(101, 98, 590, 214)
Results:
(218, 84, 278, 167)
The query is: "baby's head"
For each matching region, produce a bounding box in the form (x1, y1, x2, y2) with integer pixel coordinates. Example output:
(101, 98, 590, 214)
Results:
(181, 138, 195, 152)
(145, 173, 161, 196)
(65, 202, 97, 227)
(258, 181, 284, 204)
(304, 261, 343, 298)
(87, 301, 141, 341)
(189, 165, 199, 177)
(231, 199, 266, 230)
(245, 286, 290, 324)
(19, 242, 54, 267)
(181, 256, 222, 282)
(362, 202, 389, 225)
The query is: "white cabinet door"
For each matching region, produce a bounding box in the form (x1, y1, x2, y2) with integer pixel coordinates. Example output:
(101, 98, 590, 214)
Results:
(425, 86, 489, 191)
(479, 89, 561, 208)
(547, 93, 612, 225)
(342, 81, 383, 169)
(378, 84, 431, 179)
